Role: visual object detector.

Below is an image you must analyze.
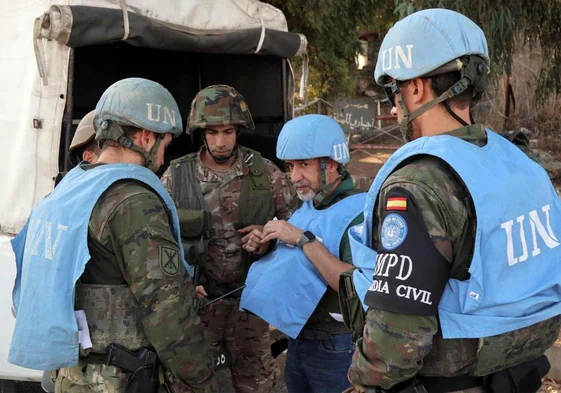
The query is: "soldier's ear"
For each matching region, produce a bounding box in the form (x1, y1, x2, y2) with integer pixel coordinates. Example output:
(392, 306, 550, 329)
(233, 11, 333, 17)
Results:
(137, 129, 155, 148)
(82, 150, 93, 163)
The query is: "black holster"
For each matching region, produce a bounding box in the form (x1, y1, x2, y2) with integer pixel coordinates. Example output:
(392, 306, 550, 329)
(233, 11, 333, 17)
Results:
(484, 354, 550, 393)
(105, 343, 160, 393)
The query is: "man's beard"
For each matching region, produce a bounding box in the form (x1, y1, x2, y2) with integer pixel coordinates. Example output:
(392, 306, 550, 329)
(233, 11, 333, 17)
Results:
(294, 181, 316, 201)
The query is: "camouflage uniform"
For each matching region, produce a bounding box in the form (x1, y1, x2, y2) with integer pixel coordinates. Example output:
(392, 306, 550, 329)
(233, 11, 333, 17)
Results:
(348, 125, 561, 391)
(161, 148, 291, 392)
(56, 172, 216, 393)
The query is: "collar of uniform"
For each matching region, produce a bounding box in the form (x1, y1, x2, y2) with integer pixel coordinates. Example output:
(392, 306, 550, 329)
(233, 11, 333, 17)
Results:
(80, 162, 105, 171)
(315, 171, 355, 210)
(443, 124, 487, 147)
(196, 147, 245, 182)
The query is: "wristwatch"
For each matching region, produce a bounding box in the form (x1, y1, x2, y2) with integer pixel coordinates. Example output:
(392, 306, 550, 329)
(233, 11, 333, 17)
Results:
(297, 230, 316, 248)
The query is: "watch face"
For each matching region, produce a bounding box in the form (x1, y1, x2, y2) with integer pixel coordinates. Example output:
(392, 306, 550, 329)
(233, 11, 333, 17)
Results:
(298, 231, 317, 248)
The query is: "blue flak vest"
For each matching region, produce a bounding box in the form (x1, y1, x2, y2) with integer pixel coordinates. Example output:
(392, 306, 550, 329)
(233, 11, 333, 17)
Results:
(9, 163, 188, 370)
(240, 193, 366, 339)
(351, 129, 561, 339)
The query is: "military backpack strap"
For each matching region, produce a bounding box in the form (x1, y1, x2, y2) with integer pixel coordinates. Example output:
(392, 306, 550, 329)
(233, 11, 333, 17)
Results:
(169, 153, 200, 206)
(237, 146, 276, 227)
(169, 153, 214, 289)
(237, 147, 277, 279)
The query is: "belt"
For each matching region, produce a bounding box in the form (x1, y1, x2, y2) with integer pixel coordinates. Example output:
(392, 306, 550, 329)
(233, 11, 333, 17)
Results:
(418, 375, 483, 393)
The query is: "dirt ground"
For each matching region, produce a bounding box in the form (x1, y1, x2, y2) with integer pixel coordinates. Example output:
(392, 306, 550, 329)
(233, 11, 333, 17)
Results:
(540, 379, 561, 393)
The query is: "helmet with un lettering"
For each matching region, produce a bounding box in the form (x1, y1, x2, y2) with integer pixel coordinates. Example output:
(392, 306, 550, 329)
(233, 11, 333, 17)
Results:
(94, 77, 182, 142)
(187, 85, 255, 134)
(374, 8, 490, 91)
(277, 114, 349, 164)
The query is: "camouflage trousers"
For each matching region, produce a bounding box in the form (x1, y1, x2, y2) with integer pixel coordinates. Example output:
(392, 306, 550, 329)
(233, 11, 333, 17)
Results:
(55, 361, 127, 393)
(200, 298, 279, 393)
(55, 360, 210, 393)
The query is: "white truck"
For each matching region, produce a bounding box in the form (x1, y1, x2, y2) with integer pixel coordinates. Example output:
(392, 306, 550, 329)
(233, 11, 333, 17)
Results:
(0, 1, 305, 391)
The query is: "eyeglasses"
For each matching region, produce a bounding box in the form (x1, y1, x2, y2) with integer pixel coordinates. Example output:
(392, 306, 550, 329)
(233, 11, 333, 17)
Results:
(383, 80, 401, 107)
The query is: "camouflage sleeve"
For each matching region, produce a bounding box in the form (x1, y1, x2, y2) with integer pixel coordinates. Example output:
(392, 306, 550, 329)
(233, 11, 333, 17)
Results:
(161, 166, 173, 194)
(349, 310, 438, 389)
(96, 183, 214, 391)
(265, 158, 295, 220)
(348, 157, 470, 389)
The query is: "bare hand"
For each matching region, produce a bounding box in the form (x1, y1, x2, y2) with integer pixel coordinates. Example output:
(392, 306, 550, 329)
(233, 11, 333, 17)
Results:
(261, 220, 303, 246)
(195, 285, 208, 299)
(239, 225, 269, 254)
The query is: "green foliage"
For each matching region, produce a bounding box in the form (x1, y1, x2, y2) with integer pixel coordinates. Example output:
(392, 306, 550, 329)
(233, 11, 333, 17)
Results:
(265, 0, 560, 104)
(264, 0, 395, 98)
(394, 0, 561, 103)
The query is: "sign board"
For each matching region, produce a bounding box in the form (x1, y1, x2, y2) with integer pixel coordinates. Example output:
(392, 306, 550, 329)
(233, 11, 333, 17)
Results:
(333, 98, 375, 135)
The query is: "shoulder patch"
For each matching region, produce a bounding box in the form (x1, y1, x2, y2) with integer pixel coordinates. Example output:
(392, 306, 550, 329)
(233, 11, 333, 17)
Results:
(159, 246, 179, 276)
(381, 213, 408, 250)
(386, 197, 407, 211)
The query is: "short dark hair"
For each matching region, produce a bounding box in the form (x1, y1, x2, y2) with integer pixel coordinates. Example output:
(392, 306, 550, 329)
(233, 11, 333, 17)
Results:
(429, 71, 474, 110)
(83, 139, 101, 155)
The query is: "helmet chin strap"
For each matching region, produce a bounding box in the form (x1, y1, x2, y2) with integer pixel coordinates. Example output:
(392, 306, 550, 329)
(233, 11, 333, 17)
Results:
(397, 73, 474, 142)
(142, 133, 164, 172)
(312, 158, 341, 205)
(107, 122, 164, 172)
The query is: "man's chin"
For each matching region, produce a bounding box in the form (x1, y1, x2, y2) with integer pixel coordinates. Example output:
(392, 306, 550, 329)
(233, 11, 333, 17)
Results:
(297, 190, 316, 201)
(212, 151, 232, 158)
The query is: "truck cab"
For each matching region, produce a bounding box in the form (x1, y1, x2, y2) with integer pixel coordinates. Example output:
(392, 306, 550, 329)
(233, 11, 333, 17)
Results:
(0, 1, 304, 390)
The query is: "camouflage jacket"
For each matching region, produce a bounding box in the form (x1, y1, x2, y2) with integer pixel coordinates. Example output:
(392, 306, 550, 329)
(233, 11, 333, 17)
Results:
(83, 174, 215, 392)
(348, 125, 561, 389)
(161, 147, 293, 286)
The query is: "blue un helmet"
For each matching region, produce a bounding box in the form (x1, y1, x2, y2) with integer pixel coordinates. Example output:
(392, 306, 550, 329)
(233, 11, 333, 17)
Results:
(277, 114, 349, 203)
(374, 9, 490, 141)
(94, 77, 183, 171)
(277, 114, 349, 164)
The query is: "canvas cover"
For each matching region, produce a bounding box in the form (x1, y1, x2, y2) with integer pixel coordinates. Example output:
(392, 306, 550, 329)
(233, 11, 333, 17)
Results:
(0, 0, 305, 234)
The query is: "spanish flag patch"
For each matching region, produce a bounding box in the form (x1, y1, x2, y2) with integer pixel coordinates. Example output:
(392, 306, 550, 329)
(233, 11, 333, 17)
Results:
(386, 197, 407, 211)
